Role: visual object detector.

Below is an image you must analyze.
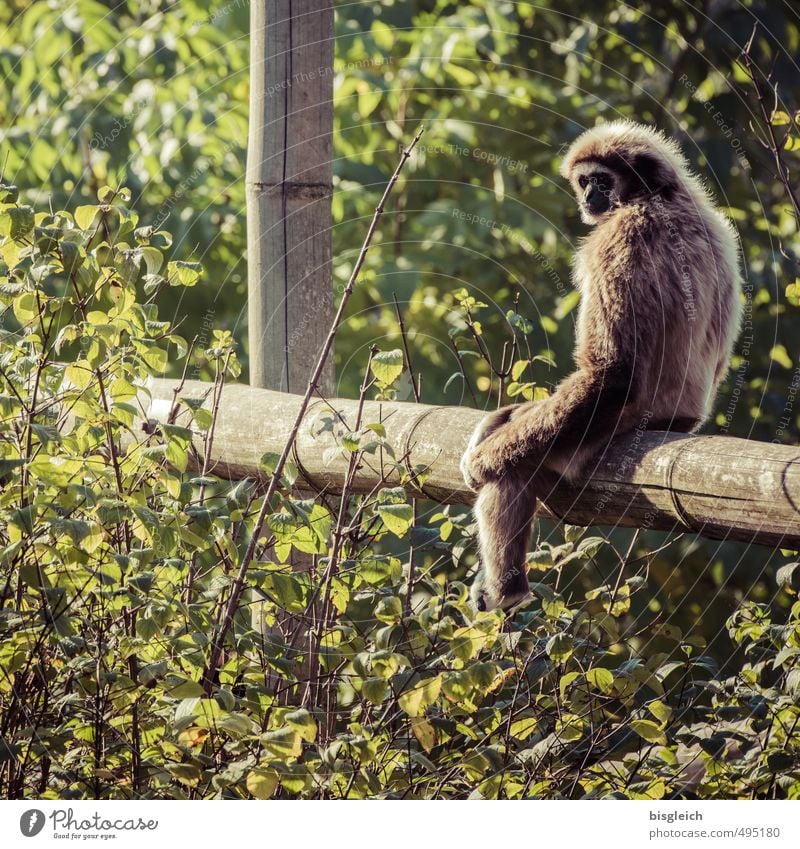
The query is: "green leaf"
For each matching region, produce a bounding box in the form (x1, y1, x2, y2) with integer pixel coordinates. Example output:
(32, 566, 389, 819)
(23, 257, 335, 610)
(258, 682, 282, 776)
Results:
(509, 717, 538, 740)
(585, 667, 614, 694)
(546, 633, 573, 663)
(162, 424, 193, 473)
(399, 676, 442, 716)
(0, 458, 24, 477)
(511, 360, 529, 380)
(164, 676, 205, 699)
(410, 716, 437, 753)
(630, 719, 667, 745)
(559, 670, 581, 700)
(370, 349, 404, 386)
(167, 260, 202, 287)
(218, 713, 256, 738)
(247, 769, 279, 799)
(375, 595, 403, 623)
(74, 205, 101, 230)
(648, 700, 673, 726)
(261, 728, 302, 759)
(285, 708, 317, 742)
(60, 240, 83, 273)
(342, 431, 360, 452)
(506, 310, 533, 334)
(377, 502, 413, 537)
(442, 671, 472, 702)
(362, 677, 388, 704)
(12, 292, 39, 324)
(28, 455, 83, 487)
(0, 205, 34, 241)
(770, 344, 793, 369)
(165, 763, 202, 787)
(140, 344, 168, 373)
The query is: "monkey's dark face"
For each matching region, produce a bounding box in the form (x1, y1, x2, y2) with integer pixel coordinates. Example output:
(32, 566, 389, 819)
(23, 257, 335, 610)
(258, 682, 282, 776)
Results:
(572, 164, 619, 224)
(568, 150, 677, 225)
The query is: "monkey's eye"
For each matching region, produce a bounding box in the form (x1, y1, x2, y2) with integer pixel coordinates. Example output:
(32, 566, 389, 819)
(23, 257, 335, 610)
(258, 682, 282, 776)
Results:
(578, 175, 588, 189)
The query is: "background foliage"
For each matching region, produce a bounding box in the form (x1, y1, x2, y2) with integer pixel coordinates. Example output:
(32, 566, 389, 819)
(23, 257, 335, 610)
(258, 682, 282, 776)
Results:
(1, 0, 800, 799)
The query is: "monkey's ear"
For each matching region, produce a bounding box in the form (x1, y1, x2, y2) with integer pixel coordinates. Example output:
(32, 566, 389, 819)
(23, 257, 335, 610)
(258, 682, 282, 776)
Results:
(630, 153, 676, 197)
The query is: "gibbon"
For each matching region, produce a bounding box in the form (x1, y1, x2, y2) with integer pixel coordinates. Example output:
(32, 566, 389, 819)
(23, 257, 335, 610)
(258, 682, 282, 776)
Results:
(460, 121, 743, 612)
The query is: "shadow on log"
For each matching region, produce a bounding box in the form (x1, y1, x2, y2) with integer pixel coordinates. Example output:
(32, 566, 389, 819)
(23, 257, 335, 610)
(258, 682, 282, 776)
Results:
(145, 379, 800, 550)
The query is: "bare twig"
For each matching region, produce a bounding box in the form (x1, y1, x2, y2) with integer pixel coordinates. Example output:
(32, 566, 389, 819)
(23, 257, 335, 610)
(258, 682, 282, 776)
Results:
(447, 335, 479, 407)
(391, 294, 423, 613)
(201, 126, 425, 694)
(740, 25, 800, 231)
(392, 293, 421, 404)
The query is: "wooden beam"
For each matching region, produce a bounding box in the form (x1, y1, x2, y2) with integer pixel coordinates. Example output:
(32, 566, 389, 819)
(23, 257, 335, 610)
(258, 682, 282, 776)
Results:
(246, 0, 334, 393)
(145, 379, 800, 550)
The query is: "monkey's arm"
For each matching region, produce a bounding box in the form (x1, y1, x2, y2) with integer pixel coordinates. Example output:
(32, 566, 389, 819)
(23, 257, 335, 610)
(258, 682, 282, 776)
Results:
(463, 215, 658, 489)
(463, 362, 639, 487)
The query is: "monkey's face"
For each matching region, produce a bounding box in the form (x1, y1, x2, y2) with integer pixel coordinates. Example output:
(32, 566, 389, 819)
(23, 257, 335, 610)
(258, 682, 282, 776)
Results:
(570, 162, 620, 224)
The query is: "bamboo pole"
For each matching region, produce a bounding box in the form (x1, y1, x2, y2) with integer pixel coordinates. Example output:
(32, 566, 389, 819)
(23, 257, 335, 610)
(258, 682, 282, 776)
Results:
(145, 379, 800, 550)
(246, 0, 334, 393)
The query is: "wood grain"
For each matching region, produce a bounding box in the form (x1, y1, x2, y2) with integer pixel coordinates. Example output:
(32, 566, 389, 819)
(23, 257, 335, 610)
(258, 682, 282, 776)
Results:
(246, 0, 334, 393)
(145, 379, 800, 549)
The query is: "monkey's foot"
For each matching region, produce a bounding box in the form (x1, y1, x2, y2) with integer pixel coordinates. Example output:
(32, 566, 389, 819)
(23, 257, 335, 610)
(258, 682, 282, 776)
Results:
(470, 569, 532, 613)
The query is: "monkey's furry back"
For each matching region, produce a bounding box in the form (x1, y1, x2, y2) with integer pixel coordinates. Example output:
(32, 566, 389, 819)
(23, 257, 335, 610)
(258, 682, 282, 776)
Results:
(563, 121, 743, 447)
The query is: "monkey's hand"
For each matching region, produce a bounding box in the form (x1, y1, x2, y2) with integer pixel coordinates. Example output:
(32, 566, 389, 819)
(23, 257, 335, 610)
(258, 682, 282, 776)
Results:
(460, 404, 532, 490)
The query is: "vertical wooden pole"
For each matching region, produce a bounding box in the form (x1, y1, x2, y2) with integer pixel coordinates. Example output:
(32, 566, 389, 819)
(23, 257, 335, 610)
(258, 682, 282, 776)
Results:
(246, 2, 335, 689)
(247, 0, 334, 394)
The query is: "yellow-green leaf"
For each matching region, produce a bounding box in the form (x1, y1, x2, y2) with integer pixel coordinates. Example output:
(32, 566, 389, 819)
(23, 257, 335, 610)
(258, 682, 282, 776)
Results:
(377, 503, 413, 537)
(770, 344, 792, 369)
(370, 349, 404, 387)
(410, 716, 437, 753)
(399, 676, 442, 716)
(648, 700, 673, 726)
(546, 633, 573, 663)
(586, 667, 615, 694)
(247, 769, 279, 799)
(630, 719, 667, 745)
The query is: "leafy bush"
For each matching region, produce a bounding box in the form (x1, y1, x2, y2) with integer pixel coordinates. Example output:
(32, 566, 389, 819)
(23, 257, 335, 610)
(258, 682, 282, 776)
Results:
(2, 189, 799, 799)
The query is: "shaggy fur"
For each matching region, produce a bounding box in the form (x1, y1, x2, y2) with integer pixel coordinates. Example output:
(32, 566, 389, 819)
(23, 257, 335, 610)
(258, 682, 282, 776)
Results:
(461, 121, 743, 612)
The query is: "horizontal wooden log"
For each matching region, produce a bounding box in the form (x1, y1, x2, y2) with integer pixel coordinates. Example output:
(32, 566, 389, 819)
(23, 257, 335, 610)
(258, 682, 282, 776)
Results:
(144, 379, 800, 549)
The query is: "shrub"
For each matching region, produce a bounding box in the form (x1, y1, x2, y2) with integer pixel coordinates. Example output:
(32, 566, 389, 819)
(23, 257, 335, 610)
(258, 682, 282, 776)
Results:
(1, 189, 799, 799)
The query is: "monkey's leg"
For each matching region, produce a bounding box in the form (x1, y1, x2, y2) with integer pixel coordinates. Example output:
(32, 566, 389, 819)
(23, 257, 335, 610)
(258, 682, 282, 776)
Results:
(471, 470, 537, 612)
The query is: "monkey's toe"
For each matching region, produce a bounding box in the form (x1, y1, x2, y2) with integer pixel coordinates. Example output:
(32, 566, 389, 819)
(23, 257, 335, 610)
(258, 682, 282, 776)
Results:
(470, 571, 531, 614)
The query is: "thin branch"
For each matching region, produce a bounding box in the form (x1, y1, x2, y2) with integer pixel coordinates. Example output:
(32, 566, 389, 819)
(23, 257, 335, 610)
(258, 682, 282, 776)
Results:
(201, 126, 425, 694)
(392, 293, 421, 403)
(740, 24, 800, 231)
